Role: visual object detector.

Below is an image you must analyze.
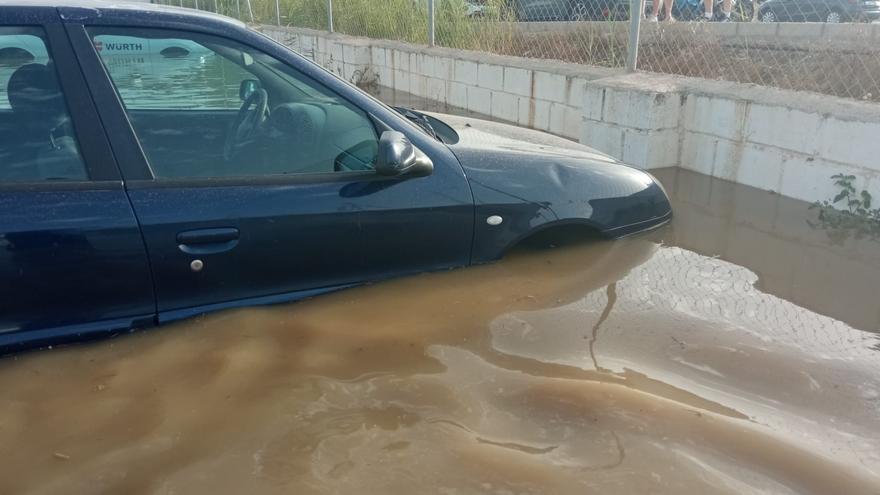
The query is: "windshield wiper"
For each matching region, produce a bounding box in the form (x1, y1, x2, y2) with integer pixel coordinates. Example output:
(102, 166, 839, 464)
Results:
(393, 107, 441, 142)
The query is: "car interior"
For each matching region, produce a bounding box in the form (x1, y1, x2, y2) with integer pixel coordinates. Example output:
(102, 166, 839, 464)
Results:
(0, 32, 87, 182)
(90, 30, 380, 180)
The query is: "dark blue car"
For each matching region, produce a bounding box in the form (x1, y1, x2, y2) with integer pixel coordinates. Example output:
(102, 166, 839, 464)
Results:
(0, 1, 671, 352)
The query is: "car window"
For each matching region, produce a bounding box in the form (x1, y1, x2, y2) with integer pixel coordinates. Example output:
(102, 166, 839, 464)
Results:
(89, 28, 379, 179)
(0, 27, 88, 182)
(92, 35, 250, 110)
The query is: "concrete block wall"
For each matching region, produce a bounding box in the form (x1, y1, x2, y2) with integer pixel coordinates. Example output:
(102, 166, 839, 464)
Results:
(262, 26, 616, 141)
(579, 72, 880, 203)
(261, 26, 880, 205)
(365, 45, 614, 140)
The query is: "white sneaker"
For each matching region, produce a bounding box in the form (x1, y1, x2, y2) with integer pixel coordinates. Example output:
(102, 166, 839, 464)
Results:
(647, 15, 659, 21)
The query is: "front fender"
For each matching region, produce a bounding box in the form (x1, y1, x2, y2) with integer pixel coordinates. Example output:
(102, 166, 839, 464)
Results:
(459, 151, 671, 264)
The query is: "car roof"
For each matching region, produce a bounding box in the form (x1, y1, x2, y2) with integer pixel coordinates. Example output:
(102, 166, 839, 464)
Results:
(2, 1, 245, 28)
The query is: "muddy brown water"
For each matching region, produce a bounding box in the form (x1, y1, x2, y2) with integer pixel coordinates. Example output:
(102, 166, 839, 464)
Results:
(1, 167, 879, 494)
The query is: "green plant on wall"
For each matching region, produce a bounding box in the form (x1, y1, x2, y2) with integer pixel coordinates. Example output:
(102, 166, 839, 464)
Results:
(808, 174, 880, 244)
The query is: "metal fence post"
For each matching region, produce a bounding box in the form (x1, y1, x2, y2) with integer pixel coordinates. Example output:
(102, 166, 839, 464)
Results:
(625, 0, 644, 72)
(275, 0, 281, 25)
(327, 0, 334, 32)
(427, 0, 435, 47)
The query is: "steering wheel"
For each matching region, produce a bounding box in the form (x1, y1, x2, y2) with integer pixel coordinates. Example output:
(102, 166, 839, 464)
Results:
(224, 88, 269, 161)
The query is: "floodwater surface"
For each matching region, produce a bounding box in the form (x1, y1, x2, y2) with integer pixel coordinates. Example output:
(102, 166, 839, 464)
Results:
(1, 169, 880, 494)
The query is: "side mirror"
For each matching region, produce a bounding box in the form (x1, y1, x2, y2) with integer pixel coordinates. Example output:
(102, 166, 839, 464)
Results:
(239, 79, 260, 101)
(375, 131, 433, 177)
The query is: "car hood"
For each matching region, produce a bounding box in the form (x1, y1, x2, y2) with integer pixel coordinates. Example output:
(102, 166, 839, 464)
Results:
(420, 112, 672, 258)
(427, 112, 619, 165)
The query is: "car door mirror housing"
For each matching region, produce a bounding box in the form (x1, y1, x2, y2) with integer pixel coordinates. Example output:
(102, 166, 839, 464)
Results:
(375, 131, 433, 177)
(239, 79, 260, 101)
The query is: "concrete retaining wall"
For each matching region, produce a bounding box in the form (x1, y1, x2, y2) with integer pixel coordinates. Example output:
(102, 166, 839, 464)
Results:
(261, 26, 880, 204)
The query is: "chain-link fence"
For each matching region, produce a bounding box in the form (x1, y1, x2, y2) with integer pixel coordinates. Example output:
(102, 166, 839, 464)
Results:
(161, 0, 880, 102)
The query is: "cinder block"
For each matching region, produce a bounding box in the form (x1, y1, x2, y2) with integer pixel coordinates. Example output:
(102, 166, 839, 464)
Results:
(467, 86, 492, 115)
(622, 128, 680, 170)
(491, 92, 519, 123)
(745, 104, 822, 154)
(392, 50, 410, 71)
(330, 43, 343, 64)
(549, 103, 581, 140)
(604, 87, 682, 130)
(817, 117, 880, 169)
(534, 99, 552, 131)
(409, 52, 423, 74)
(518, 97, 551, 130)
(392, 68, 410, 93)
(427, 77, 447, 102)
(583, 85, 604, 121)
(684, 95, 745, 139)
(371, 47, 387, 67)
(712, 138, 745, 182)
(342, 44, 370, 65)
(418, 54, 435, 75)
(517, 97, 532, 128)
(680, 131, 719, 176)
(736, 143, 785, 192)
(779, 158, 865, 204)
(534, 71, 567, 104)
(410, 74, 428, 97)
(567, 77, 587, 108)
(581, 121, 625, 160)
(477, 63, 505, 91)
(504, 67, 533, 97)
(376, 65, 393, 88)
(428, 55, 453, 80)
(447, 81, 468, 108)
(453, 59, 478, 85)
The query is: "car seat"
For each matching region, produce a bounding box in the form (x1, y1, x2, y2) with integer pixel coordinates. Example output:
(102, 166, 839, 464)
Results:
(4, 63, 86, 181)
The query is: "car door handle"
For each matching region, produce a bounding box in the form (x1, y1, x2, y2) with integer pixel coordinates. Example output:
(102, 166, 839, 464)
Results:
(177, 227, 239, 255)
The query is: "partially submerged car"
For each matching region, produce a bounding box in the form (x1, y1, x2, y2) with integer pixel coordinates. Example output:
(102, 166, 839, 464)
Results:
(0, 1, 671, 352)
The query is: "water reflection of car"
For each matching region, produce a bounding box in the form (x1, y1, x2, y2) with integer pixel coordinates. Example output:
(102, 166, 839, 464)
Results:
(758, 0, 880, 22)
(0, 1, 671, 352)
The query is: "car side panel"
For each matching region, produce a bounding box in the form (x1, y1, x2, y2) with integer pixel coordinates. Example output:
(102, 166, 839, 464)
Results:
(0, 187, 156, 340)
(0, 8, 156, 351)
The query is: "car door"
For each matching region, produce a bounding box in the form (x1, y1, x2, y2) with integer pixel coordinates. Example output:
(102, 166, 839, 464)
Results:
(0, 10, 155, 348)
(65, 19, 473, 322)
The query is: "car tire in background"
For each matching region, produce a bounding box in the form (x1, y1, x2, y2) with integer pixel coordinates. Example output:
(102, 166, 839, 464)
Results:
(760, 8, 777, 21)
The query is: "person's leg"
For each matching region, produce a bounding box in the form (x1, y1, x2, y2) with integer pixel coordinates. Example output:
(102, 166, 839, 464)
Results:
(649, 0, 663, 21)
(664, 0, 675, 20)
(703, 0, 713, 18)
